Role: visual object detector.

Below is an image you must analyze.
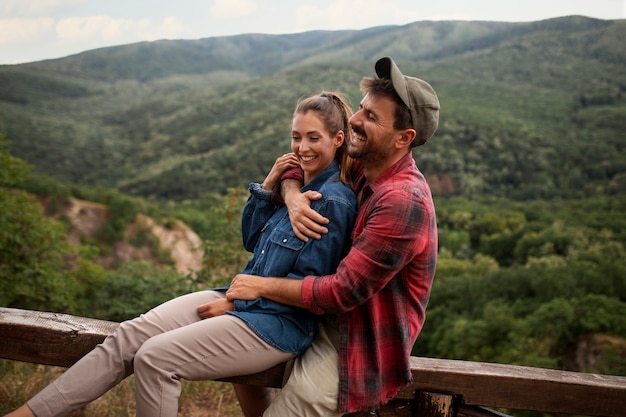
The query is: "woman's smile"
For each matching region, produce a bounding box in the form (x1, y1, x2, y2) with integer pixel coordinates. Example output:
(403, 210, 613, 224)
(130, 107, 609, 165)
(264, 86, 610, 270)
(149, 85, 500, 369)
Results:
(291, 111, 343, 184)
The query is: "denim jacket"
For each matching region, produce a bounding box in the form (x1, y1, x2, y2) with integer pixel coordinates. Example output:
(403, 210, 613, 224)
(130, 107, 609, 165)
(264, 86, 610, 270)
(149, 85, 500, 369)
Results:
(228, 161, 357, 355)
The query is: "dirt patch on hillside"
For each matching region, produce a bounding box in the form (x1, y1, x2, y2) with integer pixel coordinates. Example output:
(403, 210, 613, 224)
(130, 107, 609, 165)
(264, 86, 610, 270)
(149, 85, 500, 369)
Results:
(64, 197, 204, 275)
(564, 334, 626, 373)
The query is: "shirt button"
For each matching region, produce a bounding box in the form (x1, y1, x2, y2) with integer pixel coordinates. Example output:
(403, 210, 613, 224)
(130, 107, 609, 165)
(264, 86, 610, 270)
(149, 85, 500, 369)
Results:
(283, 238, 288, 243)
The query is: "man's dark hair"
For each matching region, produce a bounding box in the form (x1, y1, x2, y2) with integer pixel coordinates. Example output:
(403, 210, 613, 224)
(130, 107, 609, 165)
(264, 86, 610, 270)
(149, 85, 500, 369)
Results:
(360, 77, 412, 132)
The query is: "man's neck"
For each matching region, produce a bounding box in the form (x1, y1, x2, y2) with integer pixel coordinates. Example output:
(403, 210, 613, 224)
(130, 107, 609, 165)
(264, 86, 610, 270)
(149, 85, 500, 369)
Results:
(362, 150, 408, 183)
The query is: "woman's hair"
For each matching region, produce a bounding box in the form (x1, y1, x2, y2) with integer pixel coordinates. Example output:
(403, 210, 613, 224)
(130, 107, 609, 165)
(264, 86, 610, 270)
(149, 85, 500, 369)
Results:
(294, 91, 353, 185)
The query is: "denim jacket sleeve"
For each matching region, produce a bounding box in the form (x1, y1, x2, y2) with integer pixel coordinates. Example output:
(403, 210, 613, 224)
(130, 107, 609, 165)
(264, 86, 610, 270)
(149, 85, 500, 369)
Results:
(241, 183, 275, 252)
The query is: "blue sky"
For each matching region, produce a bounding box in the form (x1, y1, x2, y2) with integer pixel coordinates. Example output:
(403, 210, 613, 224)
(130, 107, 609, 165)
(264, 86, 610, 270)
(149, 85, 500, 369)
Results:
(1, 0, 624, 64)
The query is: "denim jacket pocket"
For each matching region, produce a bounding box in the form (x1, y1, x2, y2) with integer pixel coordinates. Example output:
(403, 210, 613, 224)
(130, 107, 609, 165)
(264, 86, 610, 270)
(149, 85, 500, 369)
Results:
(269, 229, 305, 252)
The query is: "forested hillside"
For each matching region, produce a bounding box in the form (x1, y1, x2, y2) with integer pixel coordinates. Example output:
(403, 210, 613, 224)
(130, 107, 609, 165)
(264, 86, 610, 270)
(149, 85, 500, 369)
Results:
(1, 15, 624, 201)
(1, 15, 625, 416)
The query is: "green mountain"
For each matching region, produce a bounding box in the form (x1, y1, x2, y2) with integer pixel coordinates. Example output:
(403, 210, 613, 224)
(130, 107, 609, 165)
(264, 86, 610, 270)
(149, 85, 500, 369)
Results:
(1, 15, 624, 201)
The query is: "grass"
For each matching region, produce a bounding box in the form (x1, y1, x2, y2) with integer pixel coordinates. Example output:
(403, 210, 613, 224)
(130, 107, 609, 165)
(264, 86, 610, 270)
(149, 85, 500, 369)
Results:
(0, 360, 244, 417)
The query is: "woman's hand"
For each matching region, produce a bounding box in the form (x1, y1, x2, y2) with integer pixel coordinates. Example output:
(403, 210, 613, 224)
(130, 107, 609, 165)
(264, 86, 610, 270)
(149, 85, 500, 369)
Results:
(261, 153, 300, 191)
(197, 299, 234, 319)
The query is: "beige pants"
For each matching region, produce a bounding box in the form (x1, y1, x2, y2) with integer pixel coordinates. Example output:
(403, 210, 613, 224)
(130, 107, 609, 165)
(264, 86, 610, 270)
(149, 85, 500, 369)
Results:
(27, 290, 294, 417)
(264, 321, 341, 417)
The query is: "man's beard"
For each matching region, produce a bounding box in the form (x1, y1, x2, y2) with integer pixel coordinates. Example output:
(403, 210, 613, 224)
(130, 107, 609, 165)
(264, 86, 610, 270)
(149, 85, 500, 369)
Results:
(348, 128, 393, 164)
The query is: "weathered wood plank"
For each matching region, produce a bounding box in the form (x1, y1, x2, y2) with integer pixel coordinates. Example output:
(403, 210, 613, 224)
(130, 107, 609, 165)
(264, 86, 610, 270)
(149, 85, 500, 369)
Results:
(343, 399, 413, 417)
(398, 356, 626, 417)
(0, 307, 118, 367)
(2, 307, 626, 417)
(0, 307, 286, 387)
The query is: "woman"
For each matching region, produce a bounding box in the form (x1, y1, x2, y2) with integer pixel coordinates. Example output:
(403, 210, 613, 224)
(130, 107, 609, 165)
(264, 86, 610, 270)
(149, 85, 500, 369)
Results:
(5, 92, 357, 417)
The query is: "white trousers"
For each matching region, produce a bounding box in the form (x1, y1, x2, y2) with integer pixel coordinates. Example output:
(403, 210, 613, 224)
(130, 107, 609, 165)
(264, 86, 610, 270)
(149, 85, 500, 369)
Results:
(264, 321, 341, 417)
(27, 290, 294, 417)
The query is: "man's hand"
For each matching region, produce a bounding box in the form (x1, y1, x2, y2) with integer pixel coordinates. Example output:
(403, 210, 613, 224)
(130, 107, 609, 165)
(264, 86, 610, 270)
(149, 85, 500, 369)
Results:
(227, 274, 305, 308)
(197, 299, 234, 319)
(284, 183, 329, 241)
(226, 274, 265, 301)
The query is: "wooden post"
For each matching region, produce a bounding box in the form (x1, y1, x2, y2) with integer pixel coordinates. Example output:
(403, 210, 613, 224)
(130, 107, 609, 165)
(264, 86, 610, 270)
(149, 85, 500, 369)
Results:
(414, 391, 457, 417)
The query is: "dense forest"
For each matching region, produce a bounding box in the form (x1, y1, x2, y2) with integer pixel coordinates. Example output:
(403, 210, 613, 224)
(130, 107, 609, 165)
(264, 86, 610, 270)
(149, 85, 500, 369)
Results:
(2, 138, 625, 416)
(0, 16, 624, 201)
(1, 15, 625, 416)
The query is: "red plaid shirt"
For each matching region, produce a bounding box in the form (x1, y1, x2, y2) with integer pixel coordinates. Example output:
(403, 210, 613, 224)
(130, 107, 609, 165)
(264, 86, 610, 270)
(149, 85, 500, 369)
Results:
(300, 152, 438, 412)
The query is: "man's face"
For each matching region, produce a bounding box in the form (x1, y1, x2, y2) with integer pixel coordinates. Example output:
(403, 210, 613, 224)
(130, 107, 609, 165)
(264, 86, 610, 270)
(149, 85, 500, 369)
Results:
(347, 92, 399, 163)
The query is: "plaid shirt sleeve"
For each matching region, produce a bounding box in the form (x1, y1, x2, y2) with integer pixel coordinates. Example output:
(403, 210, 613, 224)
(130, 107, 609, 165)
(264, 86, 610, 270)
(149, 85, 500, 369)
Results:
(270, 167, 303, 206)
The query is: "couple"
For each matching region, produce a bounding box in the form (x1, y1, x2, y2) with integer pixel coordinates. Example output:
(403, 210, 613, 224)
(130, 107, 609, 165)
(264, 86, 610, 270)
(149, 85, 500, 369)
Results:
(6, 56, 439, 417)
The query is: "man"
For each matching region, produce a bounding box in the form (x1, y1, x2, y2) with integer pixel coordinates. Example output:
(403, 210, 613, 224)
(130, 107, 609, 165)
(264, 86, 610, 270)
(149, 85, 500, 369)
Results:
(227, 56, 439, 416)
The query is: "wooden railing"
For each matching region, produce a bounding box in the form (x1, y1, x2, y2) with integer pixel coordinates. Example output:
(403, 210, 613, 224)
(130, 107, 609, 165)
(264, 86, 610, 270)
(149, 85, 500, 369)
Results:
(1, 307, 625, 417)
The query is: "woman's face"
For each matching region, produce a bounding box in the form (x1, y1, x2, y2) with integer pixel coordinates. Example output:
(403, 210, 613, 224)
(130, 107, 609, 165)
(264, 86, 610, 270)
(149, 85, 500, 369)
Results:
(291, 111, 344, 184)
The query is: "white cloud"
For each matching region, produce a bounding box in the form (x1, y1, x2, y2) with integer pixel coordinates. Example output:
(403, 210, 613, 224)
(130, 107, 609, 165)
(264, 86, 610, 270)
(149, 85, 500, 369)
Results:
(0, 18, 55, 44)
(54, 15, 191, 44)
(295, 0, 420, 31)
(137, 17, 190, 40)
(56, 15, 151, 41)
(1, 0, 84, 17)
(209, 0, 258, 18)
(157, 17, 188, 39)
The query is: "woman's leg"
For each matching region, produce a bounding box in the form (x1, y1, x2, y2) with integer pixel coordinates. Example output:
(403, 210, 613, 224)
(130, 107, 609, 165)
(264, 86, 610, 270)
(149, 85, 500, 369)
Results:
(133, 312, 294, 417)
(22, 290, 222, 417)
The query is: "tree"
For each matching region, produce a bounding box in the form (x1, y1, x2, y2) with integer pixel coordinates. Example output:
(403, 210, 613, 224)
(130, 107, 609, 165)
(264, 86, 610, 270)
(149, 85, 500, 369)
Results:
(0, 137, 106, 313)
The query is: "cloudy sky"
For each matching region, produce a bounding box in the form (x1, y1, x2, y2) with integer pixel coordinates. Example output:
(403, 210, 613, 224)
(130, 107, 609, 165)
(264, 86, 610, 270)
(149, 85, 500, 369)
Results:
(1, 0, 624, 65)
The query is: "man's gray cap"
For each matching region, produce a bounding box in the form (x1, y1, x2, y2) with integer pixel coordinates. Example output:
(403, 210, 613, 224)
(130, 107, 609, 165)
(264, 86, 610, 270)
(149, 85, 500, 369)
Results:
(375, 57, 440, 146)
